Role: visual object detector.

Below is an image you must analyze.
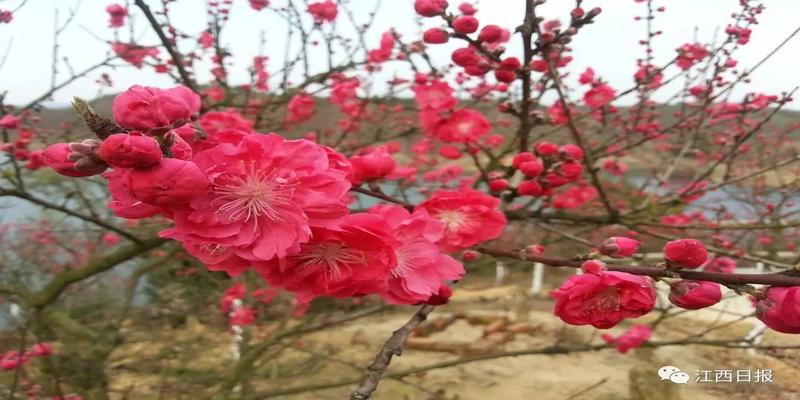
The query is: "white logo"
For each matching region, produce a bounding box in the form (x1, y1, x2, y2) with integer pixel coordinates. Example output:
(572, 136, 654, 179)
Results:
(658, 366, 690, 384)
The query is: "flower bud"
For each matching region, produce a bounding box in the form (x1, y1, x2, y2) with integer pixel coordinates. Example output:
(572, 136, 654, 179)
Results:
(511, 151, 535, 168)
(349, 146, 396, 185)
(451, 47, 480, 67)
(0, 115, 20, 129)
(581, 259, 607, 274)
(489, 178, 509, 192)
(668, 280, 722, 310)
(599, 236, 641, 258)
(414, 0, 448, 17)
(517, 180, 543, 196)
(438, 145, 463, 159)
(535, 141, 559, 156)
(519, 159, 544, 177)
(525, 244, 544, 254)
(558, 161, 583, 179)
(461, 250, 480, 261)
(756, 287, 800, 334)
(494, 70, 516, 83)
(43, 142, 107, 177)
(601, 324, 650, 353)
(664, 239, 708, 269)
(98, 133, 162, 168)
(165, 131, 193, 160)
(452, 16, 479, 34)
(500, 57, 521, 70)
(423, 28, 449, 44)
(478, 24, 503, 42)
(426, 284, 453, 305)
(559, 144, 584, 160)
(703, 256, 736, 273)
(27, 342, 53, 357)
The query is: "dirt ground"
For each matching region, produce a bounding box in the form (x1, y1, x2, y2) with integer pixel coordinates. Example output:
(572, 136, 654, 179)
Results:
(107, 270, 800, 400)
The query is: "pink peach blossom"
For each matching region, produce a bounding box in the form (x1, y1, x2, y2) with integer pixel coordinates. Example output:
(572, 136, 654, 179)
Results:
(307, 0, 337, 23)
(369, 205, 464, 305)
(161, 134, 351, 275)
(601, 324, 651, 353)
(417, 188, 507, 252)
(286, 93, 315, 123)
(255, 213, 400, 299)
(104, 168, 161, 219)
(551, 271, 656, 329)
(110, 42, 159, 68)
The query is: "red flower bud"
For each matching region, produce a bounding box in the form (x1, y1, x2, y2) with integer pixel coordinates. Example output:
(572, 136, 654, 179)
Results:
(426, 284, 453, 305)
(478, 24, 503, 42)
(668, 280, 722, 310)
(414, 0, 448, 17)
(664, 239, 708, 269)
(558, 161, 583, 179)
(535, 141, 559, 156)
(0, 115, 20, 129)
(489, 178, 509, 192)
(512, 152, 535, 168)
(461, 249, 480, 261)
(599, 237, 641, 258)
(559, 144, 584, 160)
(43, 142, 107, 177)
(98, 133, 162, 168)
(452, 16, 479, 34)
(519, 159, 544, 177)
(494, 69, 516, 83)
(464, 63, 490, 76)
(756, 287, 800, 333)
(517, 180, 543, 196)
(451, 47, 480, 67)
(581, 259, 607, 274)
(438, 145, 463, 159)
(423, 28, 449, 44)
(499, 57, 521, 70)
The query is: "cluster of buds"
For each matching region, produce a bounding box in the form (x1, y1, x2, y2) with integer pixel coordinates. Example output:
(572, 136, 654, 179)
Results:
(487, 142, 586, 206)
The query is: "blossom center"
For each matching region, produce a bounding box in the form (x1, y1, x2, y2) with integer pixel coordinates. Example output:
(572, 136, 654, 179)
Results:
(294, 242, 366, 278)
(583, 287, 621, 313)
(437, 210, 469, 231)
(200, 243, 226, 256)
(214, 167, 293, 225)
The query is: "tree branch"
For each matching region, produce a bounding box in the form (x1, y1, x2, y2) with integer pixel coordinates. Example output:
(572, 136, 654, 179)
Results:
(477, 247, 800, 287)
(133, 0, 198, 93)
(28, 237, 167, 308)
(350, 304, 435, 400)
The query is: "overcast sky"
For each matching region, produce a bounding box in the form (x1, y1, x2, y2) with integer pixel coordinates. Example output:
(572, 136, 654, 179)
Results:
(1, 0, 800, 108)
